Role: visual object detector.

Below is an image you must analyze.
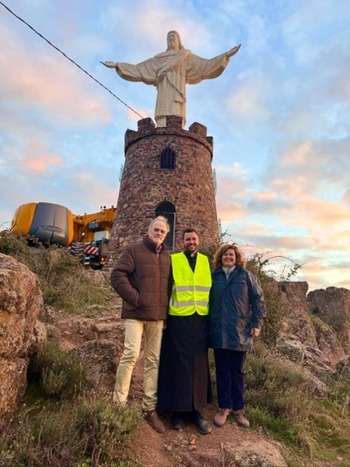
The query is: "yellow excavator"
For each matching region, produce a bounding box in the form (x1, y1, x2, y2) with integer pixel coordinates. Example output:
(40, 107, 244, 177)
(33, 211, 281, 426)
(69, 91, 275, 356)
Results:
(10, 202, 116, 269)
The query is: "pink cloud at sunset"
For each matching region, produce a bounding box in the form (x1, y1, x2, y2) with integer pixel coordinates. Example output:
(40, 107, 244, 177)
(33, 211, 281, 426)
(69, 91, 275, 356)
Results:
(0, 25, 111, 126)
(279, 197, 350, 232)
(21, 141, 64, 173)
(25, 154, 63, 173)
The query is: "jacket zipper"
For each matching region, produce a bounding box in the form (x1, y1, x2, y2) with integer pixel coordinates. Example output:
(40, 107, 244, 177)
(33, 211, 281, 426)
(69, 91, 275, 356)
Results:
(157, 251, 161, 320)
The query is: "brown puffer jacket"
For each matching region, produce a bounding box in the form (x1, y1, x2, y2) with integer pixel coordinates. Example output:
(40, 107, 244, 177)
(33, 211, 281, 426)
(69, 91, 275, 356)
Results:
(111, 236, 170, 321)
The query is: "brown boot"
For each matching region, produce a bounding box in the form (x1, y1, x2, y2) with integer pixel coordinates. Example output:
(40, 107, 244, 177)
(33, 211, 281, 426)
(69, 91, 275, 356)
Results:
(143, 410, 165, 433)
(214, 408, 231, 427)
(233, 409, 250, 428)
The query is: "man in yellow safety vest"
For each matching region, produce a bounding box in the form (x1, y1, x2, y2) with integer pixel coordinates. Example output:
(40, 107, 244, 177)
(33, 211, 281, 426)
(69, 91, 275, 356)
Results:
(157, 228, 212, 434)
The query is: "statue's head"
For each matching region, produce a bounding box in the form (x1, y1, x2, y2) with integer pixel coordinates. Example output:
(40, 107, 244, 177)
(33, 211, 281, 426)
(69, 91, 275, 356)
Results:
(167, 31, 184, 50)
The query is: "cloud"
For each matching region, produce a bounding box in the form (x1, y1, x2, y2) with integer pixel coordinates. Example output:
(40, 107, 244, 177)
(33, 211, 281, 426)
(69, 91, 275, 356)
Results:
(229, 230, 315, 252)
(25, 154, 63, 173)
(0, 24, 112, 126)
(215, 165, 252, 222)
(101, 0, 210, 58)
(227, 73, 272, 120)
(14, 140, 63, 173)
(64, 172, 119, 214)
(247, 191, 292, 215)
(343, 189, 350, 208)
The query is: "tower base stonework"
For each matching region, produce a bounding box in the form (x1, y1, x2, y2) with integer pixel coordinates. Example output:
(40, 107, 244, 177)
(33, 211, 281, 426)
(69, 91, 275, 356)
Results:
(108, 116, 219, 263)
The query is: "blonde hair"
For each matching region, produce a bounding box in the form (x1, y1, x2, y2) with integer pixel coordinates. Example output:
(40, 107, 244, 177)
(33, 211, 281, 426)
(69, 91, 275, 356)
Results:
(213, 244, 245, 269)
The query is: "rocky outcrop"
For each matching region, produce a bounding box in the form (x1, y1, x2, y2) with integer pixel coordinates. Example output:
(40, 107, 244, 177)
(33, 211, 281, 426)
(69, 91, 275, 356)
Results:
(307, 287, 350, 354)
(0, 253, 45, 429)
(279, 282, 318, 347)
(276, 282, 349, 381)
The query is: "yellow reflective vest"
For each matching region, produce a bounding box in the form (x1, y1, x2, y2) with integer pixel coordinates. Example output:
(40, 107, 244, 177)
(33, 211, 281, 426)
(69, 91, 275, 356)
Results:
(169, 252, 212, 316)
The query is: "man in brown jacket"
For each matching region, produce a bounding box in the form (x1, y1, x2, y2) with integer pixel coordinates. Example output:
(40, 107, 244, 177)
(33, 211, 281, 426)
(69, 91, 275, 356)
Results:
(111, 216, 170, 433)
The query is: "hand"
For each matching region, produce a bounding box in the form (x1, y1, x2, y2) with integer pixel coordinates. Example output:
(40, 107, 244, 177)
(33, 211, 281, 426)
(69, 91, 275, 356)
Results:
(227, 44, 241, 57)
(251, 327, 260, 338)
(100, 61, 117, 68)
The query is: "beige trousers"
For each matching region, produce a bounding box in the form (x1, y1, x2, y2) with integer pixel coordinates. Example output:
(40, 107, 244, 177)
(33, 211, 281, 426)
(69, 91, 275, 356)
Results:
(113, 319, 163, 411)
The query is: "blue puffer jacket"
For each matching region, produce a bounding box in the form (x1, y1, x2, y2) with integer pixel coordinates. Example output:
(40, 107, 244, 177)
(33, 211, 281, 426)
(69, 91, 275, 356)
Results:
(208, 266, 266, 351)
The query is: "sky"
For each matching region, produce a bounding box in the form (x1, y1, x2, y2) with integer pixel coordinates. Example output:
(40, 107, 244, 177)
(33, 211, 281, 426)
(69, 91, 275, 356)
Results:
(1, 0, 349, 291)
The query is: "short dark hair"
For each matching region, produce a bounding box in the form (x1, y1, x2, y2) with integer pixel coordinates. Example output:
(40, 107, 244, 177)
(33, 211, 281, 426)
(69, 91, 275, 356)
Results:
(182, 228, 199, 239)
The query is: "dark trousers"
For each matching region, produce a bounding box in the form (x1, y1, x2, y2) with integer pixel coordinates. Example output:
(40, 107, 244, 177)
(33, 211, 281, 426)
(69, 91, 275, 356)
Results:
(214, 348, 246, 411)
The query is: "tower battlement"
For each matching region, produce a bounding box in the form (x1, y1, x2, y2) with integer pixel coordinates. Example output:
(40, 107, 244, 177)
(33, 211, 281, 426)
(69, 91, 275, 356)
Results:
(125, 117, 213, 159)
(109, 117, 219, 262)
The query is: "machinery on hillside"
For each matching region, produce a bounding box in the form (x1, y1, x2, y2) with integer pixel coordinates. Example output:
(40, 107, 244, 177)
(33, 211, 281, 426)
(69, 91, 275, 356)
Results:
(10, 202, 116, 269)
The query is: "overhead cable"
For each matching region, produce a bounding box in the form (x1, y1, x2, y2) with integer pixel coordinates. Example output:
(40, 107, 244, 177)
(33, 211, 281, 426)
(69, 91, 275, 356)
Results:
(0, 1, 145, 119)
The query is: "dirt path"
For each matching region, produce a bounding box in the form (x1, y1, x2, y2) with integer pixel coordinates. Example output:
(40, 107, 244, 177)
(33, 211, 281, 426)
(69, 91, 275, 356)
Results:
(133, 405, 288, 467)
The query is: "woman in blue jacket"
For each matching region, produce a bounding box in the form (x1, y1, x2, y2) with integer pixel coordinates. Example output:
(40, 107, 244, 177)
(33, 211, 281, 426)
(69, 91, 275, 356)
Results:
(208, 244, 266, 428)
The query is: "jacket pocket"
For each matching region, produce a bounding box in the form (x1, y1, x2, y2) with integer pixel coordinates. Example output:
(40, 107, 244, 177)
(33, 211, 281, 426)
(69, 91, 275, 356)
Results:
(123, 300, 136, 312)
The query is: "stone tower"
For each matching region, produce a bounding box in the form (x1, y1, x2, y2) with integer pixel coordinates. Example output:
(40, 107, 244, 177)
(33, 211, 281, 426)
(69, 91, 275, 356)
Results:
(108, 116, 219, 261)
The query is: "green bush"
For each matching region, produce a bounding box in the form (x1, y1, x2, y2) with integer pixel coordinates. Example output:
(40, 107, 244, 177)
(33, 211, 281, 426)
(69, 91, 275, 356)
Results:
(0, 341, 140, 466)
(76, 395, 140, 466)
(0, 232, 114, 313)
(0, 231, 43, 271)
(245, 352, 350, 463)
(28, 339, 90, 398)
(0, 395, 140, 467)
(243, 258, 283, 346)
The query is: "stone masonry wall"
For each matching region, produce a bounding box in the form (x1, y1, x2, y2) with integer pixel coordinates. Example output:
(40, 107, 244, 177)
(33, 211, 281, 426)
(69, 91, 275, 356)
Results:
(108, 116, 219, 262)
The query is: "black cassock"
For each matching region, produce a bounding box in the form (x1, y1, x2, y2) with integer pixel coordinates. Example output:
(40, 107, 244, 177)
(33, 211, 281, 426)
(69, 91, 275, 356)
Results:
(157, 312, 212, 412)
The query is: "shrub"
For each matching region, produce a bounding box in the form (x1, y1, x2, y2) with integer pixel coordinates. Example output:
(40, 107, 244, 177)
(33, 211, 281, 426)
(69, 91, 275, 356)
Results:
(0, 231, 43, 271)
(28, 339, 90, 398)
(0, 232, 114, 313)
(244, 257, 284, 346)
(245, 352, 350, 463)
(0, 395, 140, 467)
(76, 394, 140, 466)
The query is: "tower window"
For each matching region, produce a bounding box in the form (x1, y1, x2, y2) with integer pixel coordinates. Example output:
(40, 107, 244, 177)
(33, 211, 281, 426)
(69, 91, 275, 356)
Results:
(156, 201, 176, 250)
(160, 148, 176, 169)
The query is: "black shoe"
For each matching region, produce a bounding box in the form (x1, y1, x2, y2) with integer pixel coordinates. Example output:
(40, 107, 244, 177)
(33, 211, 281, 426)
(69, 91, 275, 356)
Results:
(170, 414, 185, 430)
(193, 412, 212, 435)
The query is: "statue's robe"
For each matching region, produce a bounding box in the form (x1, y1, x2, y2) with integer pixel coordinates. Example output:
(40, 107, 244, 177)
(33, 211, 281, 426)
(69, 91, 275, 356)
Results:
(116, 49, 232, 127)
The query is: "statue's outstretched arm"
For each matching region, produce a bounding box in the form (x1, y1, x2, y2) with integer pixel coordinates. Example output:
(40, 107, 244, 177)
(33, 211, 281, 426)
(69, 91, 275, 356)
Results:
(101, 61, 118, 69)
(227, 44, 241, 57)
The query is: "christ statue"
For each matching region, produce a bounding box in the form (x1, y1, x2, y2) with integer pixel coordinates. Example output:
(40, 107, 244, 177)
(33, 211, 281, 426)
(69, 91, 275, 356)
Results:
(101, 30, 241, 128)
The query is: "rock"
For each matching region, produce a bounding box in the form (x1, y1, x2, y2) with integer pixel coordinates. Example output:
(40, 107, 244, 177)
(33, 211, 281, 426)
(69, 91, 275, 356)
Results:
(335, 355, 350, 379)
(73, 339, 119, 390)
(303, 346, 335, 378)
(227, 439, 288, 467)
(276, 333, 304, 363)
(308, 287, 350, 355)
(0, 358, 27, 426)
(28, 320, 47, 356)
(276, 282, 350, 377)
(310, 313, 345, 365)
(279, 282, 318, 348)
(0, 253, 43, 429)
